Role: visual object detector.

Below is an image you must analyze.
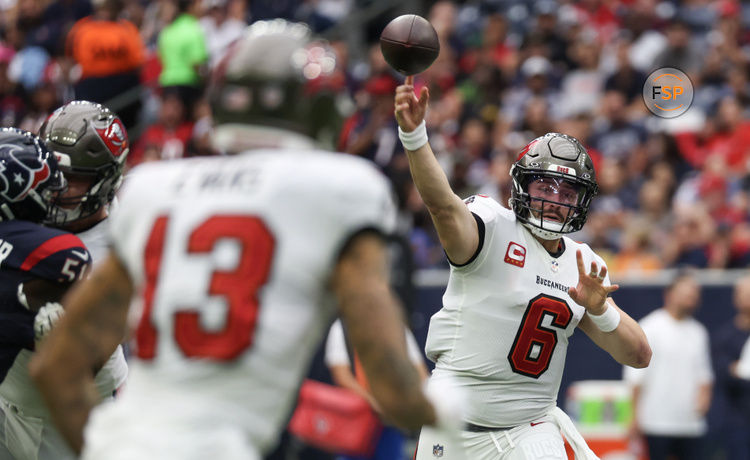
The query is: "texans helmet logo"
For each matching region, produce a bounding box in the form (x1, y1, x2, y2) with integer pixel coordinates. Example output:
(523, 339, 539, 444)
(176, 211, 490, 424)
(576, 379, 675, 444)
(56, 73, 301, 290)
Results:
(95, 118, 128, 157)
(0, 145, 50, 202)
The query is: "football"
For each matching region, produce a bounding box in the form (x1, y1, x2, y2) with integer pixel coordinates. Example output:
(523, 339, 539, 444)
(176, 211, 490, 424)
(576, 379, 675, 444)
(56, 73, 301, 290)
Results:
(380, 14, 440, 75)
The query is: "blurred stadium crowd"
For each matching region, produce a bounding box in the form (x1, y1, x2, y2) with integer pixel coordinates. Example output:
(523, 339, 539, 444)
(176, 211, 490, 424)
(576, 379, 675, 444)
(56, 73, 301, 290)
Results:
(1, 0, 749, 275)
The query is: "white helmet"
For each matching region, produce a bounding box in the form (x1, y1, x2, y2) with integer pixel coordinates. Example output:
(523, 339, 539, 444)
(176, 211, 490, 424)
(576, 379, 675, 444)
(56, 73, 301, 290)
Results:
(209, 19, 341, 152)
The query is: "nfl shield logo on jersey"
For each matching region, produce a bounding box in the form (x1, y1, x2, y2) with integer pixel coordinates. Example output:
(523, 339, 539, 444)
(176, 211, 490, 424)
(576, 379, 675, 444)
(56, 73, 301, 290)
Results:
(432, 444, 444, 457)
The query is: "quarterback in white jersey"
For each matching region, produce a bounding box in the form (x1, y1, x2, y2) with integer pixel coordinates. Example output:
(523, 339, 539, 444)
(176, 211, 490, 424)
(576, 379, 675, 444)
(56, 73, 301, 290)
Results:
(394, 76, 651, 460)
(0, 102, 129, 460)
(30, 21, 464, 460)
(427, 196, 610, 427)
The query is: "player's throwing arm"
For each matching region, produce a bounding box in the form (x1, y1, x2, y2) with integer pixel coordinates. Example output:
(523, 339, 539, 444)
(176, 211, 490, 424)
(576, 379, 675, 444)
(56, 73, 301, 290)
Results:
(394, 76, 478, 265)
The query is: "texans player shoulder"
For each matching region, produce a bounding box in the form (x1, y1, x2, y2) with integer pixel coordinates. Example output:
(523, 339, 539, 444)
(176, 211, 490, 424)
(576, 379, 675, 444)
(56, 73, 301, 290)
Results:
(0, 127, 90, 384)
(1, 219, 90, 296)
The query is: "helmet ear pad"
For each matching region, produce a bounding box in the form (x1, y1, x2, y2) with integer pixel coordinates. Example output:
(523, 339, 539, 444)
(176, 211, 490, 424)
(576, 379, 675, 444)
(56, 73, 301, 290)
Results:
(510, 133, 598, 240)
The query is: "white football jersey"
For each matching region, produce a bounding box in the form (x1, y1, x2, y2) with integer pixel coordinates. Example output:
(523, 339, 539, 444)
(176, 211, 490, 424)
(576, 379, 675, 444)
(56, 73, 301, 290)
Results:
(425, 195, 609, 427)
(76, 217, 112, 264)
(91, 150, 396, 455)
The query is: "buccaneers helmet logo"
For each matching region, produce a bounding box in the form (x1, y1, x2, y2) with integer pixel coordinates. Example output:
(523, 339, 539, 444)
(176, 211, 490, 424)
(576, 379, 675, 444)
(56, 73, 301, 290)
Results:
(95, 118, 129, 157)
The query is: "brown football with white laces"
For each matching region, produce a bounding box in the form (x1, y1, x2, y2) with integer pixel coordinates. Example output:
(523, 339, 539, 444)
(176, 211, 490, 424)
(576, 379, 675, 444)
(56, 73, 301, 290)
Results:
(380, 14, 440, 76)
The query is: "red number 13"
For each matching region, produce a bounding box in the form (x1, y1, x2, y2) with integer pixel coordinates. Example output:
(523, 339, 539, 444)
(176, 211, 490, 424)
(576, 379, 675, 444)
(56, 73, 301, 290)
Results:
(136, 215, 275, 361)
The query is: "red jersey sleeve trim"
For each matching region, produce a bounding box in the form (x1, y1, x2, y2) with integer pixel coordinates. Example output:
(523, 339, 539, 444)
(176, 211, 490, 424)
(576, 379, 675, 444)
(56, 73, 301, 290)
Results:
(20, 234, 86, 271)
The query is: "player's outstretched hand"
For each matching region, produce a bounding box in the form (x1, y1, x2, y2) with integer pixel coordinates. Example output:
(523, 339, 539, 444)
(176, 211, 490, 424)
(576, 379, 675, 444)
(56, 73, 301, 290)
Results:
(394, 75, 429, 133)
(568, 249, 619, 315)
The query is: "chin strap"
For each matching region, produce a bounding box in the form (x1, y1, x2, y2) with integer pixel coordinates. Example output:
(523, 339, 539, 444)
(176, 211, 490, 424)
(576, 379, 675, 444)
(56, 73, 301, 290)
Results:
(523, 219, 565, 241)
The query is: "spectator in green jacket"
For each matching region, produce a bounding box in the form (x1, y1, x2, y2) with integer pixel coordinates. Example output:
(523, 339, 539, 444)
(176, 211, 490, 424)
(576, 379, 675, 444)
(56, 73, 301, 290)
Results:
(157, 0, 207, 113)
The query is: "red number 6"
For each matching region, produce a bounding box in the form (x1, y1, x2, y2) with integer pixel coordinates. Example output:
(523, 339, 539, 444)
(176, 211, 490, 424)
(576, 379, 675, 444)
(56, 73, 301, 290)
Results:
(508, 294, 573, 378)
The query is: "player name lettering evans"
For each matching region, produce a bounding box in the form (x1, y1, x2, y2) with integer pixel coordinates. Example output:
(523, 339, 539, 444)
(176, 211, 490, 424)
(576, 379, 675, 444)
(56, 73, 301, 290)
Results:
(175, 166, 261, 193)
(535, 275, 569, 293)
(0, 239, 13, 266)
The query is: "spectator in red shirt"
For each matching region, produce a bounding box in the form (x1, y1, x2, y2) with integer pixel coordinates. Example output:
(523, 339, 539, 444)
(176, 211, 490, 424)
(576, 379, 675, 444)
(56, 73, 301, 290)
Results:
(337, 73, 398, 170)
(129, 90, 193, 166)
(459, 13, 516, 76)
(675, 96, 750, 172)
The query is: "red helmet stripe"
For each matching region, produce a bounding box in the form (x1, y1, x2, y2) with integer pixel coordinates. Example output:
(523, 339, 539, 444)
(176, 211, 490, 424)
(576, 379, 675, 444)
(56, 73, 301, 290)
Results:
(517, 139, 540, 161)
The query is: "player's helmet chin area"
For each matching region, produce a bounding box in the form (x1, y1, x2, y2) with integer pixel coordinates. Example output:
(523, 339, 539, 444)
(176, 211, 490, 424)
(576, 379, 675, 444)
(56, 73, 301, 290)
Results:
(209, 19, 340, 153)
(0, 128, 66, 223)
(510, 133, 598, 241)
(39, 100, 129, 227)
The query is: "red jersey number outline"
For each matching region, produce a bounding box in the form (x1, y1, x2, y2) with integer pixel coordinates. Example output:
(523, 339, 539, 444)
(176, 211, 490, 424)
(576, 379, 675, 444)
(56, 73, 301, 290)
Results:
(508, 294, 573, 379)
(136, 214, 275, 361)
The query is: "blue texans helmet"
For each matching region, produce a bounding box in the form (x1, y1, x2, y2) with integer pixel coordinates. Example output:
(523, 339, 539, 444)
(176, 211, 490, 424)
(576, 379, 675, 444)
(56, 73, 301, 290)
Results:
(0, 128, 66, 223)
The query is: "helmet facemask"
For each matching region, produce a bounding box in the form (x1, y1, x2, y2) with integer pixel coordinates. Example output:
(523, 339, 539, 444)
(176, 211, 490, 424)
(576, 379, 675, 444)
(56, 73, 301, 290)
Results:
(509, 133, 598, 240)
(44, 166, 122, 226)
(511, 169, 596, 240)
(26, 171, 67, 222)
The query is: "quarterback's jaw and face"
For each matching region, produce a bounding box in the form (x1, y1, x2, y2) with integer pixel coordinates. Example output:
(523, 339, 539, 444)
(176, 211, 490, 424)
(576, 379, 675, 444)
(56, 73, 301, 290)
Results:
(526, 176, 581, 224)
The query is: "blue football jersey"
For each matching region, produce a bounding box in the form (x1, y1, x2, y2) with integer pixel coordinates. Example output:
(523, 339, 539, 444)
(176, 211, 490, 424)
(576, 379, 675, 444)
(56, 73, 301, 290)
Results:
(0, 220, 90, 382)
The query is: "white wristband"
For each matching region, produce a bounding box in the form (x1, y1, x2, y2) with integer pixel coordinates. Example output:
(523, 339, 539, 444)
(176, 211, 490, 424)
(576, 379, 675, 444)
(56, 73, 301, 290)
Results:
(398, 120, 428, 151)
(588, 303, 620, 332)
